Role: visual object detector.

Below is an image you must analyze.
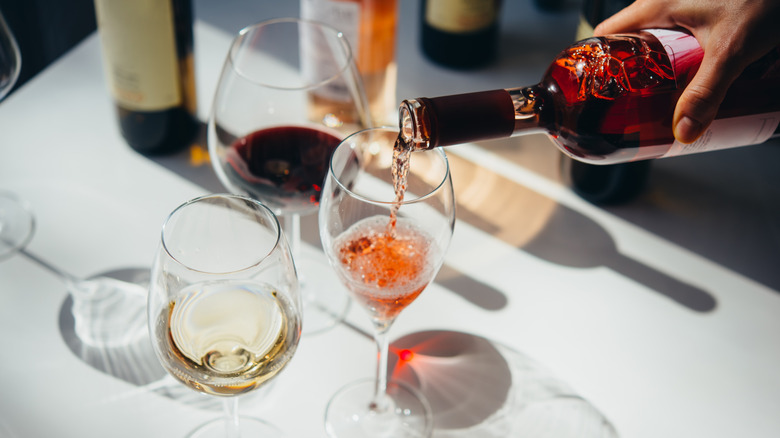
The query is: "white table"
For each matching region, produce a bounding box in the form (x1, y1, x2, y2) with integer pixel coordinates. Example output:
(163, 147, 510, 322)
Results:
(1, 1, 779, 437)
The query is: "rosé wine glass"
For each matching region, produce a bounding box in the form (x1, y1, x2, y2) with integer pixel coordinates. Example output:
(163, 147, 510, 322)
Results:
(319, 127, 455, 437)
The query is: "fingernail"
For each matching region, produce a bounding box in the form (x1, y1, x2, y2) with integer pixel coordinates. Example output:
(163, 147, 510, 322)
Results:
(674, 116, 703, 144)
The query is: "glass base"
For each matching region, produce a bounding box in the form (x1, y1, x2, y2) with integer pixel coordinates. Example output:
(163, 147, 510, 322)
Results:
(187, 417, 285, 438)
(325, 378, 433, 438)
(298, 249, 351, 336)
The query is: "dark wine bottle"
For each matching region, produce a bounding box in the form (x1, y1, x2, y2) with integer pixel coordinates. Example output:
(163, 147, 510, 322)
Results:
(94, 0, 197, 155)
(419, 0, 502, 69)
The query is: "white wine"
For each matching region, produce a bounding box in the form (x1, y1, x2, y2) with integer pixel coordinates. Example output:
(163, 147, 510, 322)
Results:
(153, 280, 301, 396)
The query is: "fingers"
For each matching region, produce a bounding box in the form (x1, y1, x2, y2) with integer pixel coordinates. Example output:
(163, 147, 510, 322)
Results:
(593, 0, 674, 35)
(672, 44, 745, 143)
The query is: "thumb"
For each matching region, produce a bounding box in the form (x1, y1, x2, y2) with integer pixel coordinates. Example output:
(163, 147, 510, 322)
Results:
(673, 52, 741, 144)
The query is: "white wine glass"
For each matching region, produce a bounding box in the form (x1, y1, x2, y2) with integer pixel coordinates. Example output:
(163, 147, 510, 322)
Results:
(0, 7, 21, 102)
(208, 17, 371, 335)
(319, 127, 456, 437)
(148, 194, 302, 437)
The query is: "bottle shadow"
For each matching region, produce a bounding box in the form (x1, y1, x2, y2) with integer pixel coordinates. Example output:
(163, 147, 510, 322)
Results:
(522, 204, 717, 312)
(388, 330, 618, 437)
(447, 148, 717, 313)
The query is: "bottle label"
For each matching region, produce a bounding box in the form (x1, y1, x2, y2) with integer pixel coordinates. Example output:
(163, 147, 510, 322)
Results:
(94, 0, 181, 111)
(644, 29, 703, 86)
(300, 0, 360, 102)
(645, 29, 780, 156)
(663, 112, 780, 157)
(425, 0, 498, 33)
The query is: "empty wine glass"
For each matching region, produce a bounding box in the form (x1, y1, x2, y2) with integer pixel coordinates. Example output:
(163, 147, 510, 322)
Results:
(148, 194, 301, 437)
(0, 7, 21, 102)
(208, 17, 371, 335)
(319, 128, 456, 437)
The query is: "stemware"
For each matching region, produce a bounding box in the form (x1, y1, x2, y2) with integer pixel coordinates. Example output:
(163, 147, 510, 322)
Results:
(0, 7, 21, 102)
(1, 191, 148, 348)
(0, 191, 34, 261)
(208, 17, 370, 335)
(148, 194, 301, 437)
(319, 127, 456, 437)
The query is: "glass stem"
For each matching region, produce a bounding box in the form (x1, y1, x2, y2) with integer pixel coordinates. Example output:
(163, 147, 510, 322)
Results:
(284, 214, 304, 286)
(223, 397, 240, 438)
(371, 321, 393, 412)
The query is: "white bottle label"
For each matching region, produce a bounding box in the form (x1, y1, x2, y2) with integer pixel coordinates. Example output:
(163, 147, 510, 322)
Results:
(94, 0, 180, 111)
(300, 0, 360, 102)
(644, 29, 780, 156)
(663, 112, 780, 157)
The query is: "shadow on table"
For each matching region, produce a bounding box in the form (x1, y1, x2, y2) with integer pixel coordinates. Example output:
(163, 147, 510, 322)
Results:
(57, 266, 272, 412)
(448, 146, 717, 313)
(389, 330, 619, 438)
(523, 204, 717, 312)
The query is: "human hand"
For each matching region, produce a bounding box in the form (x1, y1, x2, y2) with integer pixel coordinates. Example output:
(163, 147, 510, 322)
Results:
(593, 0, 780, 143)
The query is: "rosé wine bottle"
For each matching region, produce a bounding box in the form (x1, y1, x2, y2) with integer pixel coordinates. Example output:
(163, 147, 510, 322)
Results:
(399, 29, 780, 165)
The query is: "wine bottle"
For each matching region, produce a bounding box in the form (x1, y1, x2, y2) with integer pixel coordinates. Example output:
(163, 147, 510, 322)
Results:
(532, 0, 567, 13)
(419, 0, 502, 69)
(300, 0, 398, 125)
(576, 0, 634, 40)
(94, 0, 197, 155)
(568, 0, 649, 205)
(399, 29, 780, 164)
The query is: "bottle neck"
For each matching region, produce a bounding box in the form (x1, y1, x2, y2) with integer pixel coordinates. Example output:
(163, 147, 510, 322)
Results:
(399, 86, 544, 150)
(507, 86, 545, 134)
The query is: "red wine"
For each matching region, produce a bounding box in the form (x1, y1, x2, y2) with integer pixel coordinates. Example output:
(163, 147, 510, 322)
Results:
(400, 30, 780, 164)
(226, 126, 342, 214)
(95, 0, 198, 155)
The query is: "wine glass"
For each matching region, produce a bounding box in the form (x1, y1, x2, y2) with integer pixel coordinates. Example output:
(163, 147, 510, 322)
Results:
(1, 12, 26, 257)
(0, 191, 34, 261)
(0, 191, 149, 348)
(0, 7, 21, 102)
(148, 194, 301, 437)
(208, 17, 370, 335)
(319, 127, 456, 437)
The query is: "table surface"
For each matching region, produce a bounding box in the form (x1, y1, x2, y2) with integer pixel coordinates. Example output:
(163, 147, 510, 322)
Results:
(2, 1, 779, 437)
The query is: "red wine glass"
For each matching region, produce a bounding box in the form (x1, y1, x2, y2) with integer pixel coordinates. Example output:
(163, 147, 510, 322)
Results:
(319, 128, 456, 437)
(208, 18, 370, 335)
